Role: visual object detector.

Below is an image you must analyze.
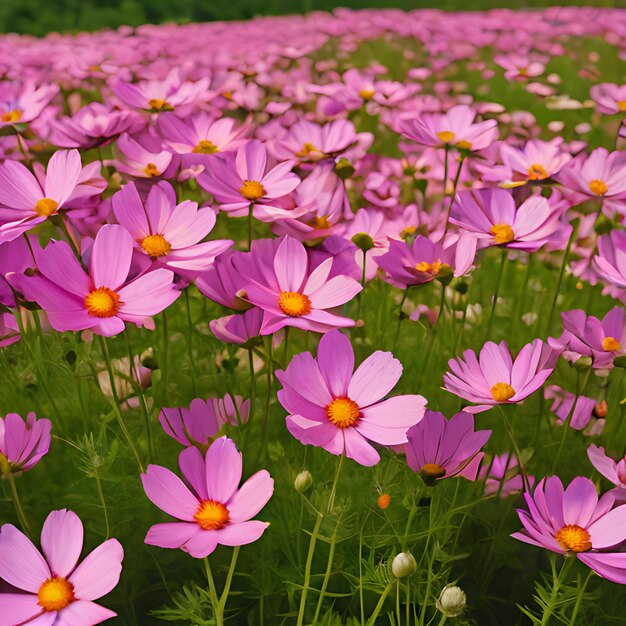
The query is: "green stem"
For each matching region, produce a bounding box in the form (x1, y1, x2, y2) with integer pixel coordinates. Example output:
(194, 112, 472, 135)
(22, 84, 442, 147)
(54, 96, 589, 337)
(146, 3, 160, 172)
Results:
(184, 288, 197, 394)
(247, 202, 254, 251)
(93, 468, 110, 539)
(498, 406, 529, 493)
(217, 546, 240, 620)
(357, 249, 367, 319)
(366, 579, 395, 626)
(417, 284, 446, 387)
(203, 557, 221, 624)
(5, 470, 32, 538)
(248, 349, 256, 422)
(546, 223, 578, 335)
(569, 570, 592, 626)
(486, 247, 507, 340)
(392, 288, 409, 350)
(443, 154, 466, 233)
(541, 556, 572, 626)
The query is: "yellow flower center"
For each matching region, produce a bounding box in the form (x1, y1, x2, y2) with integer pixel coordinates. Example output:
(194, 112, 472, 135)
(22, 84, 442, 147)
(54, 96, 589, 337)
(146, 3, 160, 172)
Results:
(489, 223, 515, 244)
(325, 397, 360, 428)
(148, 98, 173, 112)
(456, 139, 472, 150)
(527, 163, 548, 180)
(415, 260, 443, 275)
(311, 215, 331, 230)
(555, 524, 592, 553)
(278, 291, 311, 317)
(359, 89, 375, 101)
(193, 139, 219, 154)
(38, 577, 75, 612)
(239, 180, 265, 201)
(143, 163, 160, 177)
(84, 287, 121, 318)
(490, 382, 516, 402)
(295, 142, 324, 160)
(34, 197, 59, 217)
(1, 109, 22, 123)
(141, 233, 172, 257)
(437, 130, 456, 144)
(421, 463, 447, 479)
(194, 499, 230, 530)
(400, 225, 417, 239)
(602, 336, 621, 352)
(617, 100, 626, 111)
(589, 179, 608, 196)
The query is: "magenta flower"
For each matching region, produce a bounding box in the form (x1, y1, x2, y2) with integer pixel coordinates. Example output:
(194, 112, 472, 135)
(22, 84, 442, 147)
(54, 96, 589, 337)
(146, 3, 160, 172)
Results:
(588, 445, 626, 503)
(276, 330, 427, 466)
(209, 308, 264, 346)
(590, 83, 626, 115)
(242, 236, 362, 334)
(479, 453, 533, 497)
(159, 395, 250, 448)
(500, 139, 571, 182)
(10, 224, 180, 337)
(0, 509, 123, 624)
(405, 410, 491, 483)
(512, 476, 626, 584)
(113, 132, 173, 179)
(0, 412, 51, 474)
(0, 81, 58, 127)
(544, 386, 598, 431)
(593, 231, 626, 290)
(112, 181, 232, 275)
(493, 54, 545, 81)
(142, 437, 273, 558)
(197, 140, 301, 221)
(450, 189, 563, 252)
(548, 307, 626, 370)
(400, 105, 498, 152)
(0, 149, 84, 244)
(443, 339, 560, 412)
(375, 235, 476, 288)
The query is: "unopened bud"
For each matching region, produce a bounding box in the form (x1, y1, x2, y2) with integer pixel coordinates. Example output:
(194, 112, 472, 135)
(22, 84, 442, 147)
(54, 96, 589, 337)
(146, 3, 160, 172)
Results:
(377, 493, 391, 509)
(436, 584, 466, 618)
(351, 232, 375, 252)
(593, 400, 608, 418)
(613, 355, 626, 369)
(391, 552, 416, 578)
(294, 470, 313, 493)
(573, 356, 593, 370)
(334, 157, 355, 180)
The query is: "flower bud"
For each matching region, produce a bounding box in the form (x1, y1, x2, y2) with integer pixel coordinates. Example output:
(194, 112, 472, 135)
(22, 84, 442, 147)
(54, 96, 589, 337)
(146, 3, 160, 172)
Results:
(294, 470, 313, 493)
(334, 157, 355, 180)
(593, 400, 608, 418)
(377, 493, 391, 509)
(351, 232, 375, 252)
(436, 585, 466, 618)
(391, 552, 416, 578)
(573, 355, 593, 370)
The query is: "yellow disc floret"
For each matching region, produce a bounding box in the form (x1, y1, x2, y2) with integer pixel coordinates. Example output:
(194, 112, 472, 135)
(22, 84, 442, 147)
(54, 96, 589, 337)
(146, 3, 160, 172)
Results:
(359, 89, 375, 101)
(84, 287, 121, 318)
(489, 223, 515, 244)
(415, 260, 443, 275)
(602, 336, 621, 352)
(38, 577, 75, 612)
(239, 180, 265, 201)
(195, 499, 230, 530)
(527, 163, 548, 180)
(490, 382, 516, 402)
(148, 98, 173, 112)
(193, 139, 219, 154)
(555, 524, 592, 553)
(421, 463, 447, 479)
(34, 198, 59, 217)
(278, 291, 311, 317)
(143, 163, 160, 177)
(589, 179, 608, 196)
(437, 130, 456, 144)
(326, 397, 360, 428)
(141, 234, 172, 257)
(1, 109, 22, 123)
(295, 142, 324, 160)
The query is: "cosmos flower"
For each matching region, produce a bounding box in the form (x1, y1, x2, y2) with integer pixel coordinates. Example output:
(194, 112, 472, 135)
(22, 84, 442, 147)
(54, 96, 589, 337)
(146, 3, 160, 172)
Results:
(404, 410, 491, 483)
(588, 445, 626, 504)
(112, 181, 232, 275)
(493, 54, 545, 81)
(443, 339, 560, 412)
(450, 188, 563, 252)
(113, 132, 173, 180)
(0, 412, 51, 475)
(544, 386, 598, 431)
(400, 105, 498, 152)
(209, 308, 264, 346)
(142, 437, 273, 558)
(0, 509, 123, 624)
(0, 81, 58, 127)
(10, 224, 179, 337)
(276, 329, 427, 466)
(590, 83, 626, 116)
(479, 453, 533, 497)
(512, 476, 626, 584)
(593, 231, 626, 290)
(241, 236, 362, 334)
(499, 139, 571, 182)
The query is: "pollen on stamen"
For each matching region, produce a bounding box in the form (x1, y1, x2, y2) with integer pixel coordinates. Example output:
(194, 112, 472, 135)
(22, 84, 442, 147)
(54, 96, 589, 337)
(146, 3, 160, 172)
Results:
(239, 180, 265, 201)
(143, 163, 160, 177)
(195, 499, 230, 530)
(602, 336, 621, 352)
(148, 98, 173, 112)
(415, 260, 443, 275)
(295, 142, 324, 159)
(437, 130, 456, 144)
(527, 163, 548, 180)
(278, 291, 311, 317)
(141, 233, 172, 257)
(34, 197, 59, 217)
(555, 524, 592, 553)
(38, 577, 75, 612)
(1, 109, 22, 123)
(193, 139, 219, 154)
(326, 397, 360, 428)
(490, 382, 516, 402)
(84, 287, 121, 318)
(489, 223, 515, 244)
(589, 179, 608, 196)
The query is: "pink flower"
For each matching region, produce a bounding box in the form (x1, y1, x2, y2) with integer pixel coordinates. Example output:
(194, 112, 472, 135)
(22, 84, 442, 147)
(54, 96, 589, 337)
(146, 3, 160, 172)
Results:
(494, 54, 545, 81)
(450, 189, 563, 252)
(0, 509, 123, 624)
(544, 385, 598, 431)
(375, 234, 476, 288)
(588, 445, 626, 504)
(0, 81, 58, 127)
(0, 412, 51, 474)
(499, 139, 571, 182)
(399, 105, 498, 152)
(443, 339, 560, 412)
(241, 236, 362, 334)
(479, 453, 533, 497)
(113, 132, 173, 180)
(10, 224, 180, 337)
(197, 140, 301, 221)
(512, 476, 626, 584)
(593, 231, 626, 290)
(405, 410, 491, 483)
(142, 437, 273, 558)
(0, 149, 84, 244)
(548, 307, 626, 370)
(276, 330, 427, 466)
(159, 396, 250, 448)
(209, 308, 264, 346)
(112, 181, 232, 275)
(590, 83, 626, 116)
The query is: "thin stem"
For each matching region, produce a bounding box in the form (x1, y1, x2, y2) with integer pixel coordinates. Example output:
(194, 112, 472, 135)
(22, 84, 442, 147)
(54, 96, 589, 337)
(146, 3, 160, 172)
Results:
(357, 249, 367, 319)
(93, 468, 110, 539)
(486, 248, 507, 340)
(99, 336, 145, 474)
(417, 284, 446, 387)
(203, 557, 221, 625)
(247, 202, 254, 251)
(569, 570, 593, 626)
(259, 338, 274, 462)
(184, 288, 197, 394)
(546, 223, 578, 335)
(57, 214, 84, 265)
(498, 405, 529, 493)
(5, 470, 33, 538)
(541, 556, 572, 626)
(392, 288, 410, 350)
(366, 579, 395, 626)
(443, 154, 466, 233)
(217, 546, 240, 620)
(248, 349, 256, 422)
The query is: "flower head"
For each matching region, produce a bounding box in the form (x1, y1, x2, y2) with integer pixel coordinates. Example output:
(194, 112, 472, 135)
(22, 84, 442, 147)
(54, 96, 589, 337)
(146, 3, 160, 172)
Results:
(0, 412, 51, 475)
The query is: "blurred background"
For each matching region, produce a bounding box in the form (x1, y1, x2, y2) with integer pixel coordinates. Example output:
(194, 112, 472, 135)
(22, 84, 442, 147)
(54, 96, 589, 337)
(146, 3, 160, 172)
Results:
(0, 0, 621, 37)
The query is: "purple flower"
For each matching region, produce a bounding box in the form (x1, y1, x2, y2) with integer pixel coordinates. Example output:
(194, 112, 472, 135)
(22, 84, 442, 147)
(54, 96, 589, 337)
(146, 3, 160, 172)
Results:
(0, 412, 51, 474)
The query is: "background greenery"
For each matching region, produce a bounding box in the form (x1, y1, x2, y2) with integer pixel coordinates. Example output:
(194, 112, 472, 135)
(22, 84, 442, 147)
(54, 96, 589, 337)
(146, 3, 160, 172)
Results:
(0, 0, 621, 37)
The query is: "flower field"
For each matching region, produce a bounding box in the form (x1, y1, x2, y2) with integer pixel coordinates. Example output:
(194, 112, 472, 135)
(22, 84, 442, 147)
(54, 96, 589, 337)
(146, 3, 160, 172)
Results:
(1, 5, 626, 625)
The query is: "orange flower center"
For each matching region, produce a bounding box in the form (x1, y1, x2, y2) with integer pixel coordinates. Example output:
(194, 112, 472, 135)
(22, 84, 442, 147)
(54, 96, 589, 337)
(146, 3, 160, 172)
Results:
(527, 163, 548, 180)
(278, 291, 311, 317)
(38, 577, 75, 612)
(589, 179, 608, 196)
(148, 98, 173, 112)
(310, 215, 332, 230)
(194, 499, 230, 530)
(193, 139, 219, 154)
(415, 260, 443, 275)
(325, 397, 360, 428)
(489, 223, 515, 244)
(141, 233, 172, 257)
(400, 225, 417, 240)
(421, 463, 447, 479)
(359, 89, 375, 101)
(617, 100, 626, 111)
(555, 524, 592, 553)
(602, 336, 621, 352)
(456, 139, 472, 150)
(84, 287, 121, 318)
(143, 163, 160, 177)
(1, 109, 22, 123)
(377, 493, 391, 509)
(295, 142, 324, 160)
(437, 130, 455, 144)
(239, 180, 265, 201)
(34, 197, 59, 217)
(490, 382, 516, 402)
